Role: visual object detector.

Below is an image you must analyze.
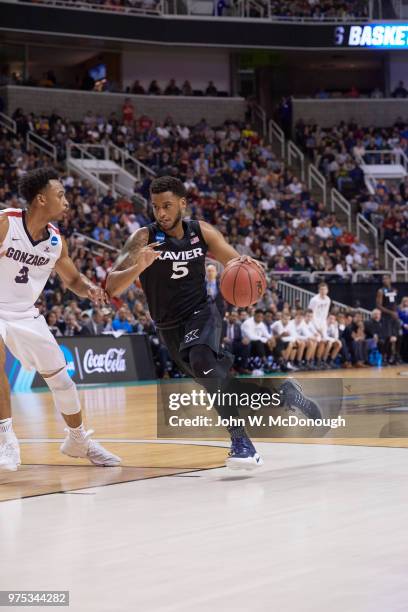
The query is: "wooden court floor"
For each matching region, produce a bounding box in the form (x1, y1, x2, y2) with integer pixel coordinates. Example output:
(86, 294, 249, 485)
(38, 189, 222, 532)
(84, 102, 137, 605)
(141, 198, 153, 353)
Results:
(1, 366, 408, 502)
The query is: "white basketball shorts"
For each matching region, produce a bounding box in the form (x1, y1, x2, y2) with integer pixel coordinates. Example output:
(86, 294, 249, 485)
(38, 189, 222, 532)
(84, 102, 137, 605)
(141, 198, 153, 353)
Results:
(0, 315, 66, 373)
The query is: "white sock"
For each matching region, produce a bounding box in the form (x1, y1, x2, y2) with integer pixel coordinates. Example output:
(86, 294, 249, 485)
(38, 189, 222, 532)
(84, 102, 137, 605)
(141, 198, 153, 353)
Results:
(68, 423, 87, 442)
(0, 418, 13, 433)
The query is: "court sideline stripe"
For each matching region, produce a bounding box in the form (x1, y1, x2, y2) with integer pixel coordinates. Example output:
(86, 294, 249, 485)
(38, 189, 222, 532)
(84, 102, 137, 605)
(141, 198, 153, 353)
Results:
(0, 465, 225, 504)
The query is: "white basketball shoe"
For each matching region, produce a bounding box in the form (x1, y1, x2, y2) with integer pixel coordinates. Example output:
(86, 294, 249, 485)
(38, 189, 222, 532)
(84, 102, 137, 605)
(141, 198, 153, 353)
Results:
(60, 429, 121, 467)
(0, 431, 21, 472)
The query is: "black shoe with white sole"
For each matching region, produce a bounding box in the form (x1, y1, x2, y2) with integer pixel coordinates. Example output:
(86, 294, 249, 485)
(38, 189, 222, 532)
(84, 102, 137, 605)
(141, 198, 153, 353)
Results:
(279, 379, 322, 420)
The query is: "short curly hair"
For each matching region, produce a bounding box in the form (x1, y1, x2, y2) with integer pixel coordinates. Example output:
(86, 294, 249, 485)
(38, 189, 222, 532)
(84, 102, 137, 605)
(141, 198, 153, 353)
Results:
(19, 167, 60, 204)
(150, 175, 186, 199)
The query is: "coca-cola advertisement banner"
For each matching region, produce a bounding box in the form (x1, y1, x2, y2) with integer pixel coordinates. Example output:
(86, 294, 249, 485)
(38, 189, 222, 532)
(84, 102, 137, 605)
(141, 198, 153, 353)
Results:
(32, 334, 155, 387)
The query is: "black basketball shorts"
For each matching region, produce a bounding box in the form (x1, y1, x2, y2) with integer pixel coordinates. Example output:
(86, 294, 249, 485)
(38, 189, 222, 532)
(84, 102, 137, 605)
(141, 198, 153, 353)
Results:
(158, 301, 223, 377)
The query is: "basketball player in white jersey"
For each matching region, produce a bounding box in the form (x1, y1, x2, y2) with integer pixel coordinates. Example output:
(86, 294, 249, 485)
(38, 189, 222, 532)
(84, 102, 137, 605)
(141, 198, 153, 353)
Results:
(308, 282, 331, 367)
(322, 313, 342, 367)
(0, 167, 121, 471)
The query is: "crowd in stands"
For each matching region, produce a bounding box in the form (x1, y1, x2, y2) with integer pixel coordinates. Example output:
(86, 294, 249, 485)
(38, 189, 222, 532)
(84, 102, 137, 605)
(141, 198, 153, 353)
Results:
(23, 0, 160, 13)
(313, 87, 384, 99)
(220, 280, 408, 375)
(1, 68, 224, 97)
(310, 82, 408, 100)
(22, 0, 369, 19)
(129, 80, 221, 97)
(294, 118, 408, 253)
(4, 107, 381, 280)
(268, 0, 368, 19)
(39, 273, 408, 377)
(1, 107, 406, 377)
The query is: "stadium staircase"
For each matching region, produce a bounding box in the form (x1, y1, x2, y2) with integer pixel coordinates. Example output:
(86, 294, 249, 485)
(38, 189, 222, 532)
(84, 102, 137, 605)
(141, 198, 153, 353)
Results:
(0, 111, 155, 199)
(353, 148, 408, 196)
(66, 141, 156, 198)
(253, 104, 408, 282)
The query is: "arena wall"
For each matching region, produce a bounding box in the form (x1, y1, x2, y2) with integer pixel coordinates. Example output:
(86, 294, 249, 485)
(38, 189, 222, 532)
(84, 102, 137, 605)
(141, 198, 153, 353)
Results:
(292, 98, 408, 128)
(0, 86, 246, 125)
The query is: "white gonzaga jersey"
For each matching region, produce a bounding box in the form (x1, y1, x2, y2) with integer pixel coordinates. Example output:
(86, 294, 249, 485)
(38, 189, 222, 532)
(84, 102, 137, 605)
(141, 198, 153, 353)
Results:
(308, 294, 331, 330)
(294, 319, 310, 340)
(0, 208, 62, 319)
(326, 322, 339, 341)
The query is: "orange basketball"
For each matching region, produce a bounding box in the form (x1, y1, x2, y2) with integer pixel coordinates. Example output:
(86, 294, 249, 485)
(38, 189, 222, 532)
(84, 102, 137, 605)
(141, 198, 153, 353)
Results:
(220, 260, 267, 307)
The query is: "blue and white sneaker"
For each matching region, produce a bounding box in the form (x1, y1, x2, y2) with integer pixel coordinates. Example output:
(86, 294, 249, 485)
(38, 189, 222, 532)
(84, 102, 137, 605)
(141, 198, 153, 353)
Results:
(226, 436, 263, 470)
(280, 379, 322, 420)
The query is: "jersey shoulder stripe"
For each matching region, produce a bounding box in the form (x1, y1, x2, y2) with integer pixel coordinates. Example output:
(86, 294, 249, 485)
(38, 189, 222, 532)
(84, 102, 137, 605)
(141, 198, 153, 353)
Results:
(0, 210, 23, 217)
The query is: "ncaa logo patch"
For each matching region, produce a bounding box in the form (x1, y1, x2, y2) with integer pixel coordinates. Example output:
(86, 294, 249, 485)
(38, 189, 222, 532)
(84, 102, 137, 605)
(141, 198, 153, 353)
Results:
(50, 235, 59, 247)
(60, 345, 76, 378)
(155, 232, 165, 243)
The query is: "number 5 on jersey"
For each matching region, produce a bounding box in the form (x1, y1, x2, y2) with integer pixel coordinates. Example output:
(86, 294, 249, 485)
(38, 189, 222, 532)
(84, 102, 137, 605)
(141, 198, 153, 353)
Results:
(171, 262, 189, 279)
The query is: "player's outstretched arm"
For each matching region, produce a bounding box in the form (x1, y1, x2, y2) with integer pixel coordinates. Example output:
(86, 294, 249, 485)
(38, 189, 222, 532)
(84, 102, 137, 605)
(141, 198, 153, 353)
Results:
(199, 221, 264, 269)
(106, 227, 161, 297)
(55, 237, 106, 304)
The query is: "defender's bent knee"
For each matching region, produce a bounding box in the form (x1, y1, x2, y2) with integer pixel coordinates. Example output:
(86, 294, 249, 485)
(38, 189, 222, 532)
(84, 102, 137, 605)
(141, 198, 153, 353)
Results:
(41, 367, 81, 415)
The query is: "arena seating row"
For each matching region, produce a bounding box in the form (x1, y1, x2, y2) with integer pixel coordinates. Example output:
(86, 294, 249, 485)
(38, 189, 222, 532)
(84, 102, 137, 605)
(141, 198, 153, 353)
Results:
(294, 119, 408, 256)
(2, 108, 405, 375)
(21, 0, 369, 19)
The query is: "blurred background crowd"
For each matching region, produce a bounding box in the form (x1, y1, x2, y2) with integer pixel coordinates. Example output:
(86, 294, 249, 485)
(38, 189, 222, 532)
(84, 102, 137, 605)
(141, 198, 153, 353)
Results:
(1, 105, 407, 377)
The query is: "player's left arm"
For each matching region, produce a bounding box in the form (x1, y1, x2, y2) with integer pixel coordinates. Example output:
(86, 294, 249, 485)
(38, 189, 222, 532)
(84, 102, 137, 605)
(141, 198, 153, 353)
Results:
(199, 221, 264, 270)
(55, 237, 106, 304)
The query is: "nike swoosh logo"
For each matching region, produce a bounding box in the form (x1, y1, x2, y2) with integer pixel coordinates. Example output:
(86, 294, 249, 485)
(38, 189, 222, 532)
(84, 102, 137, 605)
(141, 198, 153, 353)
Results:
(12, 238, 20, 241)
(203, 369, 213, 375)
(193, 310, 201, 315)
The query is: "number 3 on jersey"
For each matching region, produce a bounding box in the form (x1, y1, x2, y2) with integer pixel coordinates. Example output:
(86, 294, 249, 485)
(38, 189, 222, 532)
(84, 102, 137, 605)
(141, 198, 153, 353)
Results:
(15, 266, 29, 284)
(171, 262, 189, 279)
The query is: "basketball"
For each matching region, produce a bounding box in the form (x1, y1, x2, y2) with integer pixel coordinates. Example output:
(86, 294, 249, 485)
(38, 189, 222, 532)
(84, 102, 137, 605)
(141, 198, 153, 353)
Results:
(220, 260, 267, 307)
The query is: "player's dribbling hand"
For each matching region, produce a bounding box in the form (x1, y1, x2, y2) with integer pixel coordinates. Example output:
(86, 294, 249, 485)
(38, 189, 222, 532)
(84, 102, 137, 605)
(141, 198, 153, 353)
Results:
(230, 255, 266, 272)
(138, 242, 162, 272)
(87, 285, 108, 306)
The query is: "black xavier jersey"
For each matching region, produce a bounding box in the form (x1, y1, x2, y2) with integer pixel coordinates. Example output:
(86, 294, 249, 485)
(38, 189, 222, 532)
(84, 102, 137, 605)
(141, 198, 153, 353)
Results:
(139, 220, 209, 328)
(381, 286, 399, 313)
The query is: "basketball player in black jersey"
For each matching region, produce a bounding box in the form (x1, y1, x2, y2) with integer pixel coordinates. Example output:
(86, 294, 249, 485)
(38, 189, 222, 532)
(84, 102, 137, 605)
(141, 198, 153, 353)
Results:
(376, 274, 401, 365)
(107, 176, 321, 469)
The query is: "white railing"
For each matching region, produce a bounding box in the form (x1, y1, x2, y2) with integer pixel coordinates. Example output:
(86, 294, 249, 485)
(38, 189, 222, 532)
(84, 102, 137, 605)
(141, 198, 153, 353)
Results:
(331, 188, 351, 231)
(357, 149, 408, 172)
(66, 141, 150, 199)
(268, 119, 285, 159)
(66, 142, 113, 195)
(108, 142, 156, 180)
(271, 270, 387, 284)
(71, 232, 119, 253)
(26, 131, 57, 161)
(277, 280, 371, 319)
(252, 103, 267, 139)
(364, 173, 377, 195)
(287, 140, 305, 181)
(0, 112, 16, 134)
(66, 141, 102, 161)
(308, 164, 327, 207)
(384, 240, 408, 281)
(356, 213, 379, 258)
